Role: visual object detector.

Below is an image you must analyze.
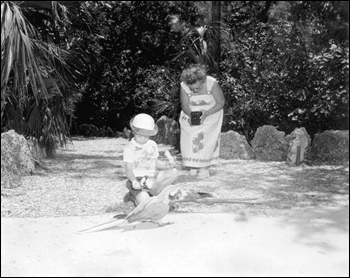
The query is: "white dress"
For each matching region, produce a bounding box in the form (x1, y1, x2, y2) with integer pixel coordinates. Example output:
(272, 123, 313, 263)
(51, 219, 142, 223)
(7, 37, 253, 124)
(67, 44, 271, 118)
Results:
(179, 76, 223, 168)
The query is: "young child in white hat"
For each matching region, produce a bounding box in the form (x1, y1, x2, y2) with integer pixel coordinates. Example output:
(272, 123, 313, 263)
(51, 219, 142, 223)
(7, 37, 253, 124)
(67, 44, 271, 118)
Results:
(123, 113, 178, 207)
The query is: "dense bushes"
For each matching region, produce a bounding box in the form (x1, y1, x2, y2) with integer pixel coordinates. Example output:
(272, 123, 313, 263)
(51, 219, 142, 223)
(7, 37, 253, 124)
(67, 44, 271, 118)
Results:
(73, 1, 199, 132)
(73, 1, 348, 143)
(1, 1, 348, 153)
(219, 1, 349, 141)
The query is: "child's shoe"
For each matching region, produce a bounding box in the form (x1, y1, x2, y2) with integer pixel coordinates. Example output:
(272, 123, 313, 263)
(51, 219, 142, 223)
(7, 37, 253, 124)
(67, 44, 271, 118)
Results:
(123, 192, 136, 208)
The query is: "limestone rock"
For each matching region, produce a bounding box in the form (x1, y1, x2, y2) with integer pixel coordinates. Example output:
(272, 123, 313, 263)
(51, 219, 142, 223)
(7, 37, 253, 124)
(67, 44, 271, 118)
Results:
(115, 131, 125, 138)
(286, 127, 311, 166)
(310, 130, 349, 164)
(123, 127, 131, 139)
(152, 116, 180, 149)
(219, 130, 256, 160)
(1, 130, 35, 189)
(251, 125, 289, 161)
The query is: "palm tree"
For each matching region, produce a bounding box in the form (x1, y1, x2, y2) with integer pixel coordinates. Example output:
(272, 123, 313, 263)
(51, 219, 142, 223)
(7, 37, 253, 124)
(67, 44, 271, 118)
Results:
(1, 1, 88, 156)
(170, 1, 228, 76)
(211, 1, 221, 73)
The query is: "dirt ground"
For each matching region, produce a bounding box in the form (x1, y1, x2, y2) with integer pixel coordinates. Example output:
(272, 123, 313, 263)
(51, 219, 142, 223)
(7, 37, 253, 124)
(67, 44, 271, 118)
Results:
(1, 137, 349, 277)
(1, 137, 349, 217)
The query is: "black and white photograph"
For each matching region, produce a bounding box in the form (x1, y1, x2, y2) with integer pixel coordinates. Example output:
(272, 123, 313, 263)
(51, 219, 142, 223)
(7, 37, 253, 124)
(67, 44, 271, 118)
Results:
(1, 1, 349, 277)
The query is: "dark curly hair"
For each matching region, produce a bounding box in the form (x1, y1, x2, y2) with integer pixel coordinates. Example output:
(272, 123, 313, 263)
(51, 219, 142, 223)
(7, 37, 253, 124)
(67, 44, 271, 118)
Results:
(180, 64, 207, 85)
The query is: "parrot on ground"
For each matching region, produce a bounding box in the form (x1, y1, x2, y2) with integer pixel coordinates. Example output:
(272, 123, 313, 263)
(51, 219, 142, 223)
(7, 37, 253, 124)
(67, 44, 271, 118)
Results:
(113, 189, 213, 220)
(78, 184, 182, 234)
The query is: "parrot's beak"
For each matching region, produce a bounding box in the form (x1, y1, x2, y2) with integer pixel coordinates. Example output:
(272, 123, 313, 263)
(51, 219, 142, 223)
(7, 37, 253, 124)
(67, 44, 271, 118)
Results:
(169, 189, 182, 200)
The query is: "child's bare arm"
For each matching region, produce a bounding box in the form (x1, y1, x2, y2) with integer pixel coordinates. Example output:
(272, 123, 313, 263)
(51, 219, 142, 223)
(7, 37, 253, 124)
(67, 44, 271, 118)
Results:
(124, 162, 141, 189)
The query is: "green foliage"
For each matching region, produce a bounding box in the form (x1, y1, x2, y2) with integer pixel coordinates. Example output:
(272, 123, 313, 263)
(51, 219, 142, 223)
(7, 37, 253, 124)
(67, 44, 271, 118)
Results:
(295, 42, 349, 133)
(134, 65, 181, 119)
(72, 0, 348, 142)
(73, 1, 200, 131)
(1, 1, 104, 155)
(4, 0, 347, 148)
(1, 1, 86, 154)
(219, 0, 349, 141)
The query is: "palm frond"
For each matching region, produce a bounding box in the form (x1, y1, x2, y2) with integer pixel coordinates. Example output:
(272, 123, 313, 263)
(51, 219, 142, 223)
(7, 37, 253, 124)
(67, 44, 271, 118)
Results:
(171, 20, 230, 69)
(1, 2, 50, 109)
(152, 98, 176, 117)
(1, 1, 83, 155)
(1, 2, 78, 115)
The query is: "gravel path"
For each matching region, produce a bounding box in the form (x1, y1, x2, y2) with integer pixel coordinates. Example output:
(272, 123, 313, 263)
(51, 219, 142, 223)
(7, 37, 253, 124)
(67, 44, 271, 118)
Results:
(1, 137, 349, 218)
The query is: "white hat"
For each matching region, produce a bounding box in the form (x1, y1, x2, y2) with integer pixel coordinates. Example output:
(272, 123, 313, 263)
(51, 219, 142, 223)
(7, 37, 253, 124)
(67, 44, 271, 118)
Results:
(130, 113, 158, 136)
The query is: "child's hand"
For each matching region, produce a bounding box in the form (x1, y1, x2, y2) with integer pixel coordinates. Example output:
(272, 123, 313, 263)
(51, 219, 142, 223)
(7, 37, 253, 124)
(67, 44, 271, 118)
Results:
(132, 180, 142, 190)
(168, 161, 176, 169)
(140, 176, 154, 189)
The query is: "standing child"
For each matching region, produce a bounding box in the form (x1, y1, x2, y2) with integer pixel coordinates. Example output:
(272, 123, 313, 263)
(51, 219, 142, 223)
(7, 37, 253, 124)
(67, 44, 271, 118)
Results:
(178, 63, 225, 179)
(123, 113, 178, 207)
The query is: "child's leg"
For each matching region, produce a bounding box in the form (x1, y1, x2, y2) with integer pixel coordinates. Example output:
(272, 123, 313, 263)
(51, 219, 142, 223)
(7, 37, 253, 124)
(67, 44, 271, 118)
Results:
(126, 180, 151, 206)
(134, 191, 150, 205)
(149, 168, 178, 196)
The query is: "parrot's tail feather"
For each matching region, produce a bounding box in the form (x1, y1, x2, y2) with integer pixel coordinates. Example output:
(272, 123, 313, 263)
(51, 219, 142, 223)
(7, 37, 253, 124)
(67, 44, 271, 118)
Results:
(78, 219, 124, 234)
(113, 213, 127, 219)
(197, 192, 213, 198)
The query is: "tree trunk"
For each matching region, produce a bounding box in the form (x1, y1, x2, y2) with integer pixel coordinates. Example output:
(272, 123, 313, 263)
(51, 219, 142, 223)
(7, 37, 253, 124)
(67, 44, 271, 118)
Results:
(211, 1, 221, 74)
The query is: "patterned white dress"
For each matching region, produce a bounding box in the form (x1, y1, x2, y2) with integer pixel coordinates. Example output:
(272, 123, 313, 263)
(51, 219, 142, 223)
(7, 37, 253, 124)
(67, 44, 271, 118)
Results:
(179, 76, 223, 168)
